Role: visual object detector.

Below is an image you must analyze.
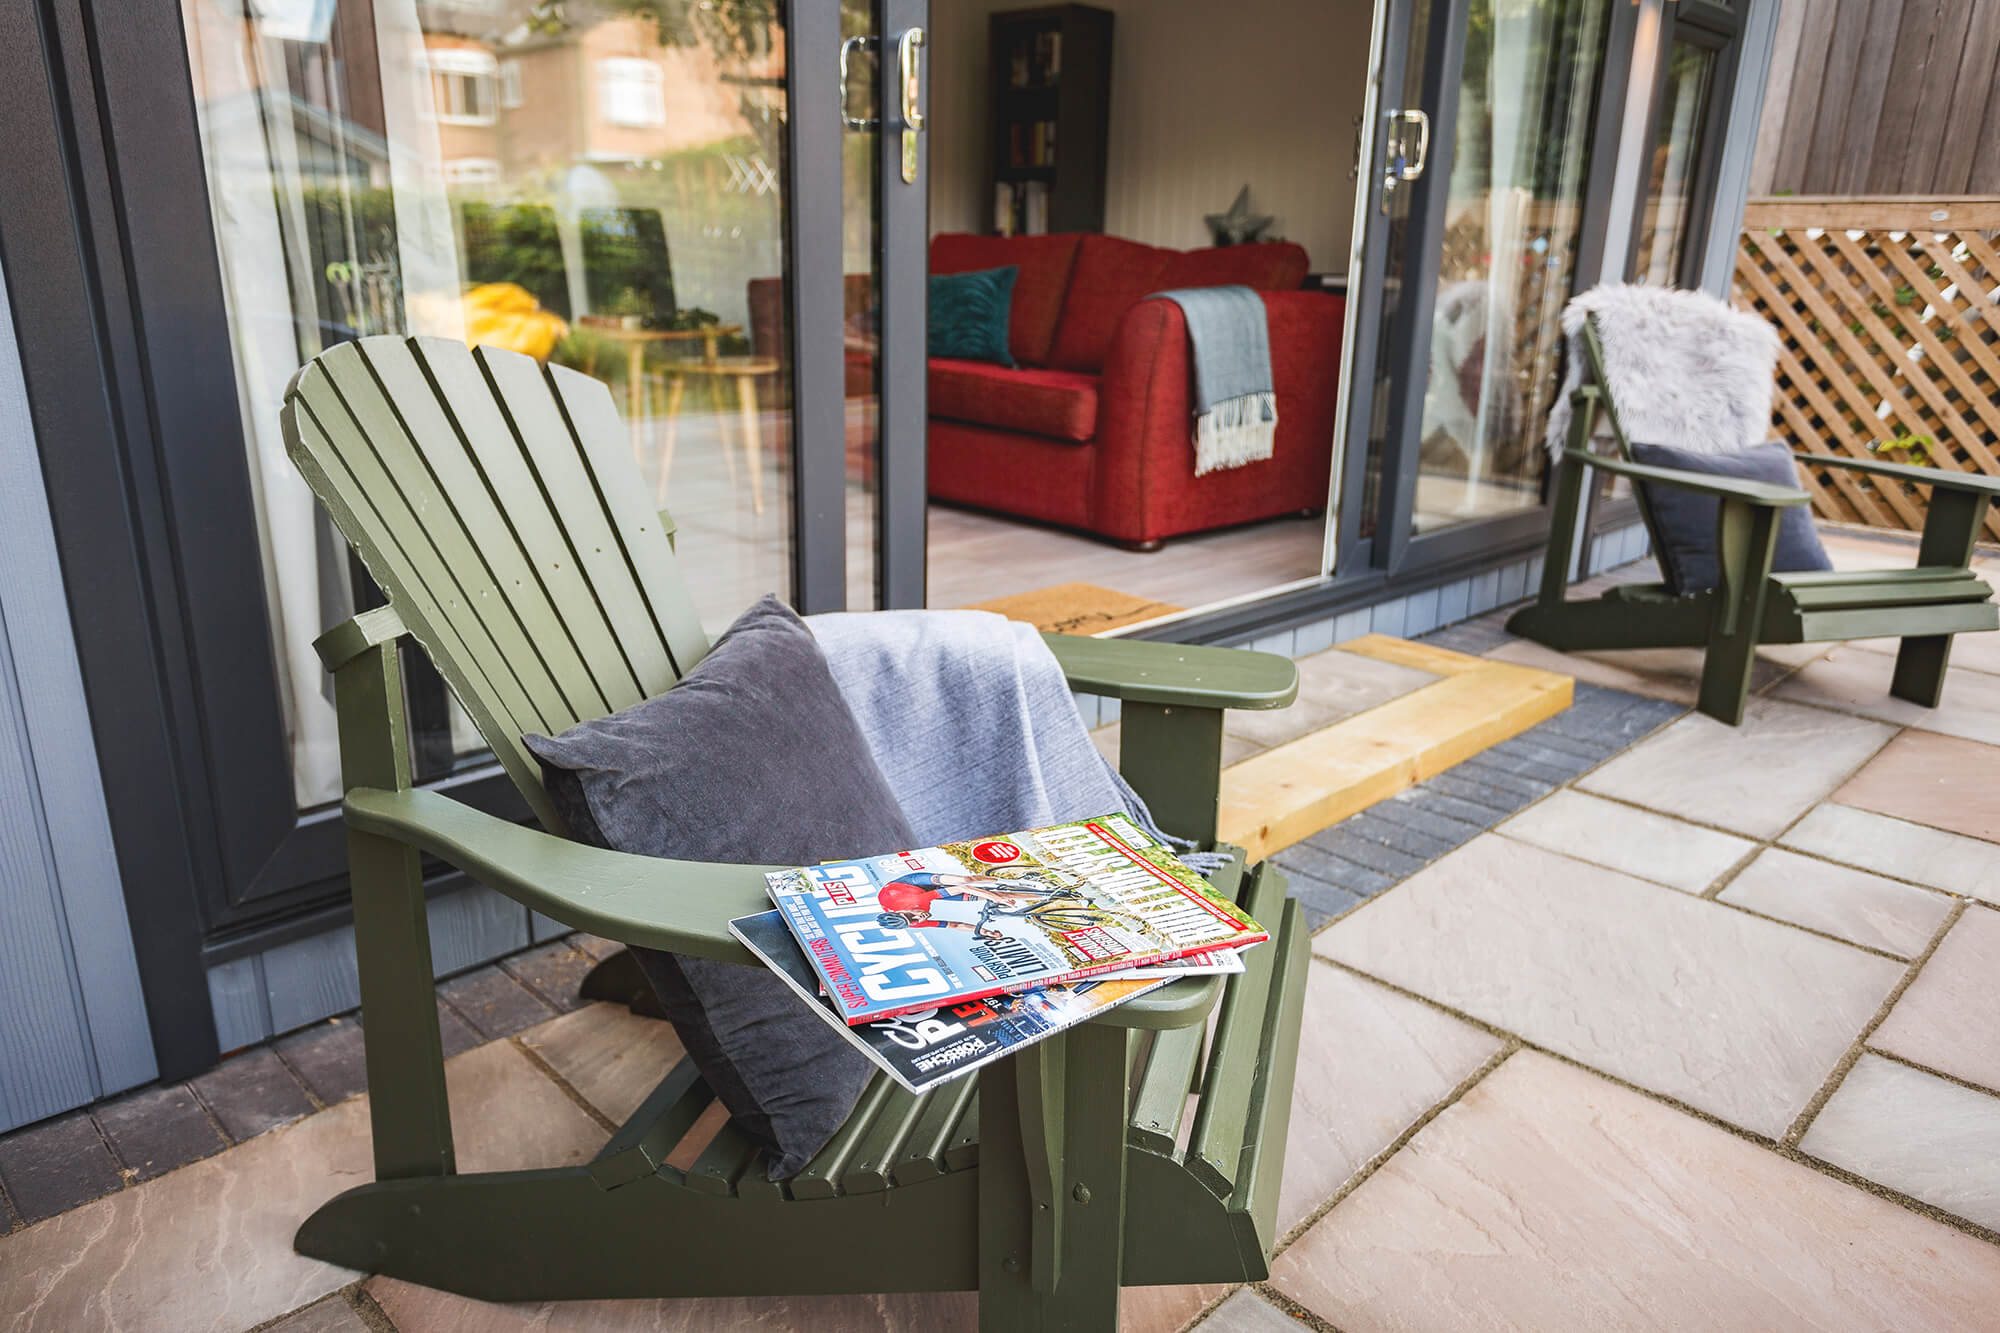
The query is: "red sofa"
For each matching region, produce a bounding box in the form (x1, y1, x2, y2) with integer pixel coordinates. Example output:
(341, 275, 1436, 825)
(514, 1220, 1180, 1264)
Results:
(927, 232, 1345, 549)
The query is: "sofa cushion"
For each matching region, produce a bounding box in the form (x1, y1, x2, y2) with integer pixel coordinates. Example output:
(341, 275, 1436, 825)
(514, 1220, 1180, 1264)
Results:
(1046, 235, 1175, 373)
(929, 358, 1100, 442)
(522, 596, 912, 1179)
(929, 266, 1017, 366)
(1157, 242, 1311, 292)
(930, 233, 1081, 366)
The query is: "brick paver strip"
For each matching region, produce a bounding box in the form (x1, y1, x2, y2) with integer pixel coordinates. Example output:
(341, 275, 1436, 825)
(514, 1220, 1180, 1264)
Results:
(190, 1048, 315, 1141)
(497, 938, 596, 1013)
(92, 1083, 226, 1182)
(439, 964, 559, 1041)
(0, 1113, 124, 1224)
(277, 1019, 370, 1106)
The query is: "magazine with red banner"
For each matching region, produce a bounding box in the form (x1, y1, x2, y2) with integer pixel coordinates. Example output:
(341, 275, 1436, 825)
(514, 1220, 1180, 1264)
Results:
(762, 811, 1266, 1025)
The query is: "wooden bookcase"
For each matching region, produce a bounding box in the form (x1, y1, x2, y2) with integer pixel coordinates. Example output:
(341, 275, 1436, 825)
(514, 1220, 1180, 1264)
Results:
(987, 4, 1114, 236)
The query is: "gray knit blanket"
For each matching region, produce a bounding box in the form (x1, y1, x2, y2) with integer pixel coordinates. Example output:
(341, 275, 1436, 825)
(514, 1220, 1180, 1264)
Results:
(1151, 285, 1279, 475)
(808, 609, 1222, 872)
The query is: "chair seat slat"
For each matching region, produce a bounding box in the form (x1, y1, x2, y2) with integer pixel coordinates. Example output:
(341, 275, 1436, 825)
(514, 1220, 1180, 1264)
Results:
(477, 346, 682, 698)
(838, 1086, 932, 1194)
(789, 1075, 896, 1199)
(892, 1077, 978, 1186)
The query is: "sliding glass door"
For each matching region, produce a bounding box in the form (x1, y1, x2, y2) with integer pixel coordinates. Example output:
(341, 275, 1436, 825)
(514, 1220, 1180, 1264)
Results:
(1338, 0, 1614, 575)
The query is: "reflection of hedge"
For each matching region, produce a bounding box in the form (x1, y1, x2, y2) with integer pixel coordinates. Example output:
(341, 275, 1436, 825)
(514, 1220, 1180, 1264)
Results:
(296, 187, 402, 337)
(460, 202, 570, 318)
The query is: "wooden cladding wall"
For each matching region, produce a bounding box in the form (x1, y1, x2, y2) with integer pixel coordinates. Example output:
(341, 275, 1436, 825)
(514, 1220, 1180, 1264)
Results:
(1750, 0, 2000, 196)
(1733, 196, 2000, 541)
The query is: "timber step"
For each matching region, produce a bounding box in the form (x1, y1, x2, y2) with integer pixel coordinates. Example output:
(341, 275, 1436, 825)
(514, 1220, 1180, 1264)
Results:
(1217, 634, 1573, 861)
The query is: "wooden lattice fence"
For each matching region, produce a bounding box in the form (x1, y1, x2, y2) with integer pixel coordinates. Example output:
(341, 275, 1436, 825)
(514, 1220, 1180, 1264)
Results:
(1734, 196, 2000, 543)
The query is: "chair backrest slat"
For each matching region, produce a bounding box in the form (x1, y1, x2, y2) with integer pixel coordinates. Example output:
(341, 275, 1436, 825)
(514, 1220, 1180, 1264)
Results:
(1582, 314, 1681, 584)
(479, 348, 685, 697)
(543, 361, 711, 666)
(283, 335, 715, 828)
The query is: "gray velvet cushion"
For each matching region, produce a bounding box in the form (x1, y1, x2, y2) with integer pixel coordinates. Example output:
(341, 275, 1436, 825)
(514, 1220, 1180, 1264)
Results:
(523, 595, 914, 1178)
(1630, 440, 1832, 595)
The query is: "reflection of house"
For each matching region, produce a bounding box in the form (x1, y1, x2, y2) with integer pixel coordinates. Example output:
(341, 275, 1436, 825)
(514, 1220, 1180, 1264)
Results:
(421, 14, 767, 190)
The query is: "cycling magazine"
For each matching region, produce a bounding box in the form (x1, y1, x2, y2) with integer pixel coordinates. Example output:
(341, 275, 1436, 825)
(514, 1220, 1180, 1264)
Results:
(761, 811, 1266, 1025)
(731, 910, 1167, 1093)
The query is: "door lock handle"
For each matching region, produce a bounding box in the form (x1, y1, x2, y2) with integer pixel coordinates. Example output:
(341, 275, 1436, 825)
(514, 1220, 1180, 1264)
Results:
(840, 34, 878, 131)
(1389, 108, 1430, 183)
(896, 26, 926, 132)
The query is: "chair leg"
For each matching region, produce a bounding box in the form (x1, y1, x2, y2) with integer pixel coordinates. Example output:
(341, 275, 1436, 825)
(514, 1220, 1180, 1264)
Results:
(1891, 635, 1953, 708)
(1696, 498, 1781, 726)
(978, 1024, 1128, 1332)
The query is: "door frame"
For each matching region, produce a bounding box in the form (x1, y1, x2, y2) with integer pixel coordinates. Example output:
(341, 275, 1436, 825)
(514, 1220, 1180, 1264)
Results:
(0, 0, 888, 1075)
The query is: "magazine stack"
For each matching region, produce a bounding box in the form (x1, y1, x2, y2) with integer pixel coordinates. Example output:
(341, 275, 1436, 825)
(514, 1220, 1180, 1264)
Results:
(731, 812, 1268, 1092)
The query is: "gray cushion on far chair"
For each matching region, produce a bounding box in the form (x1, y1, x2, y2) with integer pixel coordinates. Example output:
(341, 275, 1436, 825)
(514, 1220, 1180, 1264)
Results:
(524, 595, 916, 1179)
(1630, 439, 1833, 595)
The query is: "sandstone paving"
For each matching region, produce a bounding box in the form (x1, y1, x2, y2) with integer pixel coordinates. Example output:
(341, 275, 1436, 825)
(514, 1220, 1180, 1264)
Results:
(1780, 804, 2000, 902)
(0, 1041, 603, 1333)
(1276, 963, 1504, 1234)
(1270, 1051, 2000, 1331)
(1870, 905, 2000, 1093)
(1577, 696, 1894, 838)
(1833, 728, 2000, 844)
(1774, 646, 2000, 746)
(1315, 835, 1904, 1137)
(1716, 846, 1952, 958)
(518, 1000, 688, 1125)
(1495, 788, 1754, 894)
(1484, 637, 1808, 705)
(1799, 1053, 2000, 1234)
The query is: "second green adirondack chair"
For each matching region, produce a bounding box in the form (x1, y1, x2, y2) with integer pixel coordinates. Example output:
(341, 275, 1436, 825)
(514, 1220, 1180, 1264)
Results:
(280, 332, 1311, 1332)
(1510, 315, 2000, 725)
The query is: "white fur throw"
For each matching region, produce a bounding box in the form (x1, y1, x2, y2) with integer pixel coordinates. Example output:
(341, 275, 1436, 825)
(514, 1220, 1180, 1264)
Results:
(1544, 283, 1781, 458)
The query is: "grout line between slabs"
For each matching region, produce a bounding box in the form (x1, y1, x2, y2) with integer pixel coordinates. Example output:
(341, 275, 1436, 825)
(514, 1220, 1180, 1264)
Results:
(507, 1034, 621, 1136)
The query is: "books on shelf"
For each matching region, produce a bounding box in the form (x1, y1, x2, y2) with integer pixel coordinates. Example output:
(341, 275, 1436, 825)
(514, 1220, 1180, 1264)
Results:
(993, 179, 1050, 237)
(1007, 28, 1063, 89)
(761, 812, 1268, 1025)
(1007, 120, 1058, 170)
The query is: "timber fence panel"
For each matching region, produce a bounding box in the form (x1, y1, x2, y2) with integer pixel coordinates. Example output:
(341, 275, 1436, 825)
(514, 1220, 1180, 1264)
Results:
(1735, 197, 2000, 543)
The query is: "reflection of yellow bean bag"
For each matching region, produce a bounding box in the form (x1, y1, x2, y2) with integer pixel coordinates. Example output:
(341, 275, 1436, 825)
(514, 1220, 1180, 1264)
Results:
(463, 282, 568, 361)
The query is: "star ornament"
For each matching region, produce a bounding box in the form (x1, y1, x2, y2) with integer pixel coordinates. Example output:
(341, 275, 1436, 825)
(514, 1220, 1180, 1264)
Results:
(1205, 185, 1274, 246)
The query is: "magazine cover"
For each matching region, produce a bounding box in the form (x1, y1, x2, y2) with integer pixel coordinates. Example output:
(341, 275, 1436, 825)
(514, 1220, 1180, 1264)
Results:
(731, 910, 1166, 1093)
(764, 811, 1266, 1024)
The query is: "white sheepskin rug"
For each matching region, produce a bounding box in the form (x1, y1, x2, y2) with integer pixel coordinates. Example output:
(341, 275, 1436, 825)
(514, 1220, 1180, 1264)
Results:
(1544, 283, 1781, 457)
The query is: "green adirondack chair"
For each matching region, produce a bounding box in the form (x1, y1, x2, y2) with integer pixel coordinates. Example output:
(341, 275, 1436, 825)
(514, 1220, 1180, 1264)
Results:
(280, 333, 1310, 1330)
(1509, 315, 2000, 725)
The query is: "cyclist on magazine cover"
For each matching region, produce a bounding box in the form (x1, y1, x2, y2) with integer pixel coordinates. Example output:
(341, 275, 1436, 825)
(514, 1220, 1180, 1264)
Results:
(875, 869, 1136, 942)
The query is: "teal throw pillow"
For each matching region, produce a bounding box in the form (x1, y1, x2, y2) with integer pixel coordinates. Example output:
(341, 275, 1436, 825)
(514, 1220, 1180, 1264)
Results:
(929, 265, 1017, 366)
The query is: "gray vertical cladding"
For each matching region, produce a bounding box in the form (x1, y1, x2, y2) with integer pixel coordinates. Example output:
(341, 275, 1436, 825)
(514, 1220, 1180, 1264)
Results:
(0, 251, 158, 1131)
(206, 884, 537, 1050)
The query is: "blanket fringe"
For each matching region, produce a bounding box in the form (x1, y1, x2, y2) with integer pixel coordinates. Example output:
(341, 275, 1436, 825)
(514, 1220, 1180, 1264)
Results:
(1194, 391, 1278, 476)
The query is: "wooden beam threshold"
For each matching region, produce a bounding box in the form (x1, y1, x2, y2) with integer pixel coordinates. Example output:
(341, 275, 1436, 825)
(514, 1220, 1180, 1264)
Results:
(1218, 636, 1573, 862)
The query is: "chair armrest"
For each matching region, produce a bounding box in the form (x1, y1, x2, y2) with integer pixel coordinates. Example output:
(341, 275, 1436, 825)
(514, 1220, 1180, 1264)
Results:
(344, 787, 765, 966)
(1569, 448, 1810, 507)
(1089, 975, 1223, 1031)
(1796, 452, 2000, 498)
(1043, 633, 1298, 710)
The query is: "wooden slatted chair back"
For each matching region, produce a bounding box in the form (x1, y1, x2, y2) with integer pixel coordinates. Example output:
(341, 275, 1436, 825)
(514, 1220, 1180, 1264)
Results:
(1580, 313, 1677, 579)
(282, 334, 712, 830)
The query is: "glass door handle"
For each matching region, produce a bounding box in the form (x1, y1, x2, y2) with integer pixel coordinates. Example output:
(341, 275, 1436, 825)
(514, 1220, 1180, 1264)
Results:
(896, 27, 926, 132)
(1389, 108, 1430, 182)
(895, 27, 926, 183)
(840, 35, 878, 131)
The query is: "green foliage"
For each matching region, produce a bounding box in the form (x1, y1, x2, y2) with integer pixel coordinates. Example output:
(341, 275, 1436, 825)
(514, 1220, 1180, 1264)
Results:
(1869, 434, 1938, 466)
